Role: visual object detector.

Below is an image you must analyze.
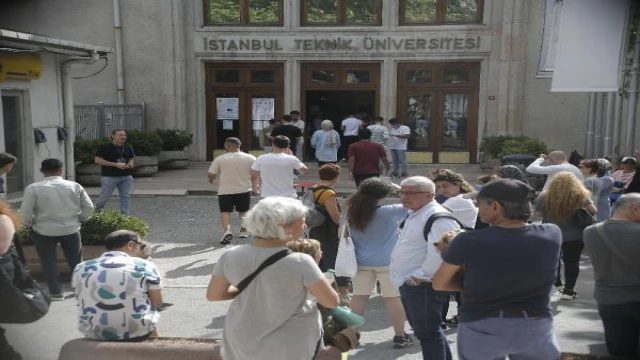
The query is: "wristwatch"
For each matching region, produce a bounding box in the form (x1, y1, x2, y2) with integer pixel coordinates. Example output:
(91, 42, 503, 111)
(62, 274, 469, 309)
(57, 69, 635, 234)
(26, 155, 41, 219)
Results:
(405, 278, 418, 287)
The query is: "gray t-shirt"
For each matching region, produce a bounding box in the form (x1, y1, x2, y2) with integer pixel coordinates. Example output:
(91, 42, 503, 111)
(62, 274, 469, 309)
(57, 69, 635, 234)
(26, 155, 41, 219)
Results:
(583, 220, 640, 305)
(442, 224, 562, 322)
(212, 245, 324, 360)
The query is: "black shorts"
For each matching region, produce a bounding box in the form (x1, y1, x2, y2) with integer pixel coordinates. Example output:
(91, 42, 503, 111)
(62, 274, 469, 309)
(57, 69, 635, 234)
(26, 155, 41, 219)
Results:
(218, 192, 251, 213)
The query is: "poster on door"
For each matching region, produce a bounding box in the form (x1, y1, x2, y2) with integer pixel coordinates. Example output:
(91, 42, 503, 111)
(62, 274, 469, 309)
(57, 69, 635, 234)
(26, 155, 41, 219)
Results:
(217, 97, 239, 120)
(252, 98, 275, 121)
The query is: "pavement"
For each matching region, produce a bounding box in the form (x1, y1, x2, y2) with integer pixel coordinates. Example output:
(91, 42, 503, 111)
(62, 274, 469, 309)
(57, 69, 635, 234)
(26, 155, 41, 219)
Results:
(2, 163, 609, 359)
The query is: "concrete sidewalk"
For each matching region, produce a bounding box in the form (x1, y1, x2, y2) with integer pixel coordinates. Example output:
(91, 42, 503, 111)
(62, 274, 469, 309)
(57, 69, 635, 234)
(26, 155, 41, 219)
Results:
(83, 161, 488, 197)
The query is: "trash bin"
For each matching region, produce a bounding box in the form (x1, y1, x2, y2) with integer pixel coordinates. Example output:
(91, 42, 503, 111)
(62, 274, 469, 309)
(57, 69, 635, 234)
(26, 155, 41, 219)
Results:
(500, 154, 546, 191)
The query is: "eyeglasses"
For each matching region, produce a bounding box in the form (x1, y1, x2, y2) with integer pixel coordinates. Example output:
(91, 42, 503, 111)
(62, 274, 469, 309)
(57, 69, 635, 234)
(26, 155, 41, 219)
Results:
(399, 191, 429, 196)
(131, 240, 146, 251)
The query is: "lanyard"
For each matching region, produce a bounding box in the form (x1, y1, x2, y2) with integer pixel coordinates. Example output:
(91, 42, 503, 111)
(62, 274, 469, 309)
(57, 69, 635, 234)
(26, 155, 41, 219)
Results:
(112, 144, 126, 159)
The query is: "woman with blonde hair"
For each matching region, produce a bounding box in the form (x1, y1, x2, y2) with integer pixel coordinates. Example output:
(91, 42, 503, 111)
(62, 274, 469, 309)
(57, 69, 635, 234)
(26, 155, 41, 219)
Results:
(0, 199, 23, 358)
(536, 172, 597, 300)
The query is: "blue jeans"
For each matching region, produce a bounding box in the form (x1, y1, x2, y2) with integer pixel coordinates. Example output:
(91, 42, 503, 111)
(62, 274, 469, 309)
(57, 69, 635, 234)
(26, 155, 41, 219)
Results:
(391, 149, 408, 175)
(400, 282, 452, 360)
(598, 301, 640, 358)
(31, 231, 83, 295)
(457, 316, 560, 360)
(95, 175, 133, 215)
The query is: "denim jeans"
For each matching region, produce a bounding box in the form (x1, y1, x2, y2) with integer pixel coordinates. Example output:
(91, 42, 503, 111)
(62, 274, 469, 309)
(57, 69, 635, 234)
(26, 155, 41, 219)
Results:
(400, 282, 452, 360)
(457, 316, 560, 360)
(598, 301, 640, 358)
(96, 175, 133, 215)
(391, 149, 408, 175)
(31, 231, 82, 295)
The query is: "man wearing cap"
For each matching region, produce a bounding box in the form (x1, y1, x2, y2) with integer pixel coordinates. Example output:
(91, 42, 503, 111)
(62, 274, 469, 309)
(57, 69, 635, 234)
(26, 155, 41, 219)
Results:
(208, 137, 257, 245)
(525, 150, 582, 190)
(433, 179, 562, 360)
(72, 230, 163, 341)
(20, 158, 94, 301)
(390, 176, 460, 360)
(611, 156, 637, 199)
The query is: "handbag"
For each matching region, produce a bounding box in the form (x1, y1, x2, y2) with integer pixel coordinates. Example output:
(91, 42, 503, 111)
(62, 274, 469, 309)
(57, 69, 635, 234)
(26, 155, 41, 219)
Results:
(574, 207, 596, 230)
(334, 221, 357, 278)
(235, 249, 292, 295)
(0, 246, 51, 324)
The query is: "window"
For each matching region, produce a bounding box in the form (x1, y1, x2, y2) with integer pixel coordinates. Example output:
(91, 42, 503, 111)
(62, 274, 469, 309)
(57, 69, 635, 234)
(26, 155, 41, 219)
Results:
(303, 0, 382, 26)
(204, 0, 283, 25)
(400, 0, 482, 25)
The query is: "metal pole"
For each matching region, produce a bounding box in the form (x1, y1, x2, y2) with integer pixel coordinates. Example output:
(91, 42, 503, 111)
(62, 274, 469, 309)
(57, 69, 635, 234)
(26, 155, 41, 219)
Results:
(603, 92, 615, 158)
(114, 0, 125, 104)
(612, 92, 623, 159)
(594, 93, 605, 157)
(624, 13, 640, 156)
(585, 93, 597, 158)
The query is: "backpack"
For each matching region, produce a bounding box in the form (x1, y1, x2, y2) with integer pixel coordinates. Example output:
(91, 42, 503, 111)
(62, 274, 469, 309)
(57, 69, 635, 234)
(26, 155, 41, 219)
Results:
(301, 185, 332, 228)
(422, 212, 474, 242)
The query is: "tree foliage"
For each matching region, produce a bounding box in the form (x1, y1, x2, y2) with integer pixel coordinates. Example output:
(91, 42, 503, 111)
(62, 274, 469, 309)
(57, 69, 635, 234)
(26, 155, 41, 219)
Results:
(306, 0, 378, 24)
(403, 0, 479, 23)
(207, 0, 280, 24)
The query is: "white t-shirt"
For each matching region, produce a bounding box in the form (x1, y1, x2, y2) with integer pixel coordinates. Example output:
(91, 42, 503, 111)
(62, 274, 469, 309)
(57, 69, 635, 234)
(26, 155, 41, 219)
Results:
(442, 195, 479, 229)
(341, 117, 362, 136)
(208, 151, 256, 195)
(251, 152, 304, 198)
(292, 120, 305, 144)
(389, 125, 411, 150)
(525, 158, 584, 190)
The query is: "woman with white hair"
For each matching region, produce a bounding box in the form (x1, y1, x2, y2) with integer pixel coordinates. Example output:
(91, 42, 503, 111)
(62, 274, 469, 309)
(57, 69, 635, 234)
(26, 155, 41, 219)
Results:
(207, 197, 340, 360)
(311, 120, 341, 166)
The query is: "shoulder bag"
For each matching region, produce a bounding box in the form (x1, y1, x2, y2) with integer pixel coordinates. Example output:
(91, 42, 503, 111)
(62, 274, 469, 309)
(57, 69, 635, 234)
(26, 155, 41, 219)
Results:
(335, 220, 358, 278)
(236, 249, 292, 295)
(574, 207, 596, 230)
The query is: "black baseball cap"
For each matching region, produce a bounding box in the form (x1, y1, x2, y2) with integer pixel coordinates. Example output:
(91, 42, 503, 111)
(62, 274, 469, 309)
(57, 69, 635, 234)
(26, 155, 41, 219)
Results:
(477, 178, 535, 203)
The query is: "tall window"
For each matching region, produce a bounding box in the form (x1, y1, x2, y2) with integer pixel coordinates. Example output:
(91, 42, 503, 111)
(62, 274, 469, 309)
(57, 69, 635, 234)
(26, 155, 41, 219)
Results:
(400, 0, 482, 25)
(204, 0, 283, 25)
(303, 0, 382, 26)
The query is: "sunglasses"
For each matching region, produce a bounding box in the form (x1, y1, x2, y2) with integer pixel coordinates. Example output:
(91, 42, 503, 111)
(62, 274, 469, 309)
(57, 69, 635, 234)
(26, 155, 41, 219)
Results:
(131, 240, 147, 251)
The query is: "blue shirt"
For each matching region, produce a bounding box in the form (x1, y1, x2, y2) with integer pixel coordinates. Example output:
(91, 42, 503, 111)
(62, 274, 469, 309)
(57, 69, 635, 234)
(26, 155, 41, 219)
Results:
(310, 130, 340, 162)
(349, 204, 408, 267)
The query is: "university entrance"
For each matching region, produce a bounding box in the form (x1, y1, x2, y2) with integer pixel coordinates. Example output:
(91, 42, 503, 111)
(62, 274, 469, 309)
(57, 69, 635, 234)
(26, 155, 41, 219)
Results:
(397, 62, 480, 163)
(301, 63, 380, 159)
(205, 62, 284, 160)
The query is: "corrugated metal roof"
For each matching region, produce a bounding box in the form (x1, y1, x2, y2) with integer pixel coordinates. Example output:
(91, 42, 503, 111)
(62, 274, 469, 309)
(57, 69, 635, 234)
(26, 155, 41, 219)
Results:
(0, 28, 113, 55)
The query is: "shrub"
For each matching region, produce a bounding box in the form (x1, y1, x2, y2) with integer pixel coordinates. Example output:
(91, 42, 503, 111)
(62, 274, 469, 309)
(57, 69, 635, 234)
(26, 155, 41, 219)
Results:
(74, 137, 110, 164)
(126, 130, 163, 156)
(80, 210, 150, 245)
(156, 129, 193, 151)
(480, 135, 548, 158)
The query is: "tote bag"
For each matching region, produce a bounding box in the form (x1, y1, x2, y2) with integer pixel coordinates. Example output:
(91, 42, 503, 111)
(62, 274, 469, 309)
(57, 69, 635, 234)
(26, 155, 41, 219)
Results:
(334, 221, 357, 278)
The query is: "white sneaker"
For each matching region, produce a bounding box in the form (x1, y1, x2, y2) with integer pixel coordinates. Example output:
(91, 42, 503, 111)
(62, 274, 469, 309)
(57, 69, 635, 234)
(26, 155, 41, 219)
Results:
(238, 232, 249, 239)
(220, 231, 233, 245)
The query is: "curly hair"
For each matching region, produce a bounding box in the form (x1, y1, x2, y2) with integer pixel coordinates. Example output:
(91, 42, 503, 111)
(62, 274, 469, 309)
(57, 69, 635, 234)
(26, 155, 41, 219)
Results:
(347, 177, 395, 231)
(431, 169, 474, 194)
(286, 239, 321, 259)
(540, 172, 591, 224)
(0, 199, 20, 229)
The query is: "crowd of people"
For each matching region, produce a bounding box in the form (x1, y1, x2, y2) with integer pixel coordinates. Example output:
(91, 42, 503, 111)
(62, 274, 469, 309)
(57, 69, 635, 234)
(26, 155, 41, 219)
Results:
(1, 124, 640, 359)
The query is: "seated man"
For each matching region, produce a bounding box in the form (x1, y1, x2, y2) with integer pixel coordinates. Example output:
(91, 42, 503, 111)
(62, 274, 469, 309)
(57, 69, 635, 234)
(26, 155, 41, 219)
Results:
(72, 230, 163, 341)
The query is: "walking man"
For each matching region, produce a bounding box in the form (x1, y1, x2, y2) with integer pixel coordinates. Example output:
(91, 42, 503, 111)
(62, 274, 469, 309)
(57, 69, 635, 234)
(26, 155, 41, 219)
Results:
(72, 230, 163, 341)
(584, 193, 640, 359)
(270, 114, 303, 156)
(0, 153, 17, 198)
(251, 135, 308, 198)
(340, 111, 363, 161)
(290, 110, 306, 161)
(390, 176, 459, 360)
(388, 118, 411, 177)
(526, 151, 582, 190)
(94, 129, 135, 214)
(208, 137, 257, 245)
(433, 178, 562, 360)
(20, 158, 94, 300)
(348, 128, 390, 187)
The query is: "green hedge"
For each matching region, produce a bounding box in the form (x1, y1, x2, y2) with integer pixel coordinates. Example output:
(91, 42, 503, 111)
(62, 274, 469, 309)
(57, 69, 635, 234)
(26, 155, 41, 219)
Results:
(80, 210, 150, 245)
(126, 130, 163, 156)
(480, 135, 548, 158)
(156, 129, 193, 151)
(74, 137, 110, 164)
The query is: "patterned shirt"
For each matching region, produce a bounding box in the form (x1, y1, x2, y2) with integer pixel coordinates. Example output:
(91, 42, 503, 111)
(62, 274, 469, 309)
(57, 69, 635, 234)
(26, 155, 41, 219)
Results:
(367, 124, 389, 150)
(72, 251, 163, 340)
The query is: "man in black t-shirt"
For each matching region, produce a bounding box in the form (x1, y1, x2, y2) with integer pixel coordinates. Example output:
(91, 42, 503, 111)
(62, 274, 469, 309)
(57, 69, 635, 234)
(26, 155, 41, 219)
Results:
(270, 114, 303, 155)
(433, 179, 562, 360)
(94, 130, 135, 215)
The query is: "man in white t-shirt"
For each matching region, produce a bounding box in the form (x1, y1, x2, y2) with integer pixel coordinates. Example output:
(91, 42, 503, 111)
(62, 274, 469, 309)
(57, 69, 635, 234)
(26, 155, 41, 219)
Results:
(340, 112, 363, 161)
(251, 135, 309, 198)
(388, 118, 411, 177)
(525, 151, 583, 191)
(208, 137, 258, 244)
(290, 110, 305, 161)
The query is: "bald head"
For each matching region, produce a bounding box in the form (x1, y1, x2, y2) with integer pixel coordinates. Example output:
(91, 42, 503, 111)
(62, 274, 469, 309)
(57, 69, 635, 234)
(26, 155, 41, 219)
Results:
(548, 151, 567, 165)
(611, 193, 640, 222)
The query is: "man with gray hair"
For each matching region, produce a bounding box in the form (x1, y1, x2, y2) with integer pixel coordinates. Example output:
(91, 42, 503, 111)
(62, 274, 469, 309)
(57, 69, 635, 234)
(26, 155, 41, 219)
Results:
(390, 176, 459, 360)
(583, 193, 640, 359)
(433, 178, 562, 360)
(526, 150, 582, 190)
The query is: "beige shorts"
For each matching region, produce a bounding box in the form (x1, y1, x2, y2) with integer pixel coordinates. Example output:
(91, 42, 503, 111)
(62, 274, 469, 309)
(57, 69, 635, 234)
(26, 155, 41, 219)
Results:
(352, 266, 399, 298)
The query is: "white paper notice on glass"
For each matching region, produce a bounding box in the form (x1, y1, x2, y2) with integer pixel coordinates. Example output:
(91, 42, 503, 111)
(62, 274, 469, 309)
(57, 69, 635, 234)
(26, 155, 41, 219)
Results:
(252, 98, 275, 121)
(222, 120, 234, 130)
(217, 98, 239, 120)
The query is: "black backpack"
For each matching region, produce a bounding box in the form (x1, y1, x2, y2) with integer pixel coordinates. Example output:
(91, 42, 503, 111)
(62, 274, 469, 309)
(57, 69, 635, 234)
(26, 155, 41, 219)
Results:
(422, 212, 474, 242)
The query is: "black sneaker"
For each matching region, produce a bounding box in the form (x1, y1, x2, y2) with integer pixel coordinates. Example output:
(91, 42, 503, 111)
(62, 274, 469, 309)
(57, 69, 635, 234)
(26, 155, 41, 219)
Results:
(400, 173, 409, 178)
(561, 289, 578, 300)
(391, 171, 399, 178)
(220, 231, 233, 245)
(393, 334, 414, 348)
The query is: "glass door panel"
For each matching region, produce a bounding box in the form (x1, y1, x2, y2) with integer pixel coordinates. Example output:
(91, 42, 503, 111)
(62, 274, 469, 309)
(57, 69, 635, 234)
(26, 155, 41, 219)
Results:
(403, 93, 433, 151)
(214, 93, 240, 149)
(442, 93, 469, 151)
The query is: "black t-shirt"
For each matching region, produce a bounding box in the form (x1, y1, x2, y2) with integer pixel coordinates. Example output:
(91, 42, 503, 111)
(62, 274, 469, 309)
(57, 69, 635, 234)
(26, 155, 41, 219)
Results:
(442, 224, 562, 322)
(270, 124, 303, 153)
(96, 143, 135, 177)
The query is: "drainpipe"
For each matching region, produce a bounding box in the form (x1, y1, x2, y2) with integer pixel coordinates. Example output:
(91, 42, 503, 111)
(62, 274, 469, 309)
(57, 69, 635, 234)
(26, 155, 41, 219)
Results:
(624, 13, 640, 156)
(585, 93, 597, 158)
(612, 92, 623, 159)
(114, 0, 125, 104)
(603, 92, 615, 158)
